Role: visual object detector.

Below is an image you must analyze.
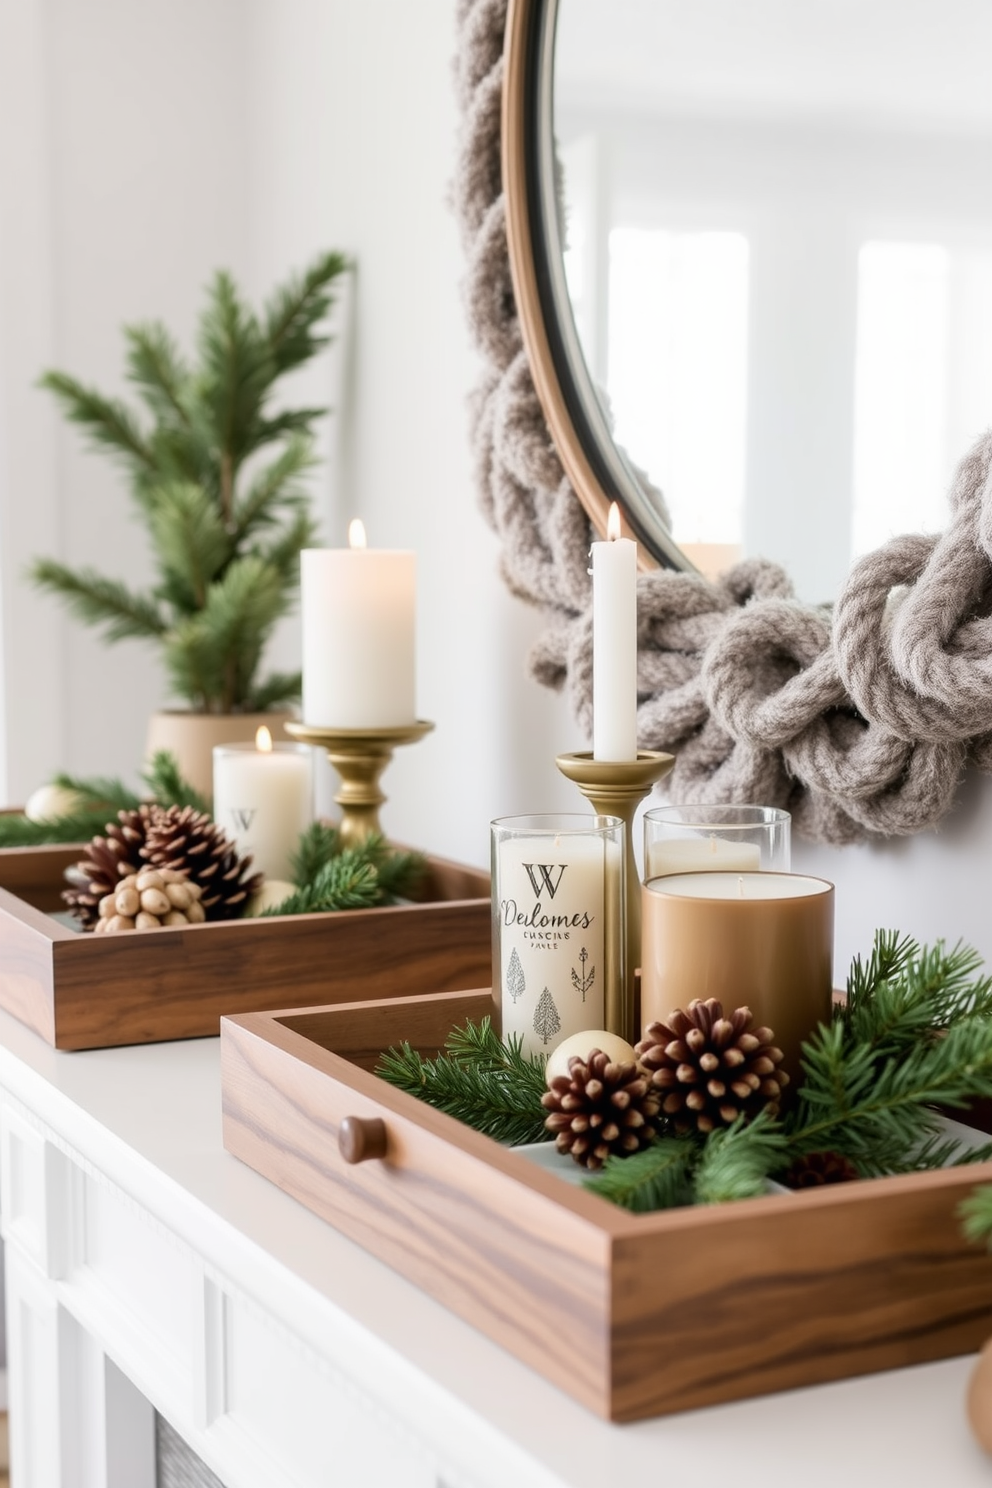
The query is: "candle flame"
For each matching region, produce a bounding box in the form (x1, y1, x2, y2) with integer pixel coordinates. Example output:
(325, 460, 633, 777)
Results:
(348, 518, 367, 549)
(606, 502, 622, 541)
(255, 725, 273, 753)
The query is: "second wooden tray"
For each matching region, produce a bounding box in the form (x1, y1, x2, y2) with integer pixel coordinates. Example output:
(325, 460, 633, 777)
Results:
(221, 988, 992, 1422)
(0, 845, 490, 1050)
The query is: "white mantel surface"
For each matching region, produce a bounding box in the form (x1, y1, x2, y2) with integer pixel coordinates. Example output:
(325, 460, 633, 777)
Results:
(0, 1004, 989, 1488)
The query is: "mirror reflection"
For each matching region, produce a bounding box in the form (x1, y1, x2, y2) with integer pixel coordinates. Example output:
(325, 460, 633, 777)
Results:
(552, 0, 992, 601)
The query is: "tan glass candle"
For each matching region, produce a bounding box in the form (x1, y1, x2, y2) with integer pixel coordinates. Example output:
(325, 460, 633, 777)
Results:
(641, 871, 834, 1085)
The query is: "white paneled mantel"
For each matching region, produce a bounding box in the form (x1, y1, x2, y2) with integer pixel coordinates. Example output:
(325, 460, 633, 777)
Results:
(0, 1006, 988, 1488)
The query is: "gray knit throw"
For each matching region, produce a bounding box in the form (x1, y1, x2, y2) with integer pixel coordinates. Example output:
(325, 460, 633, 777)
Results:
(454, 0, 992, 844)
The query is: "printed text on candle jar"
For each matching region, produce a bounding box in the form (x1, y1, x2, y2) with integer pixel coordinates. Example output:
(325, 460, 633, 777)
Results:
(500, 900, 594, 932)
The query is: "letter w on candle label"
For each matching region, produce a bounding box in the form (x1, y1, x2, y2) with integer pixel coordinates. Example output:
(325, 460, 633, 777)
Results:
(522, 863, 567, 898)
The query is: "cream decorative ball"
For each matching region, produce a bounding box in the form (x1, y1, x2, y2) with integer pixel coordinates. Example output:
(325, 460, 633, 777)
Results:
(24, 782, 88, 823)
(545, 1030, 638, 1084)
(246, 879, 297, 917)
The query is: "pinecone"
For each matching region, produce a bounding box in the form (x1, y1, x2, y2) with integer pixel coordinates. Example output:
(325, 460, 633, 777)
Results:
(636, 998, 789, 1135)
(63, 805, 157, 928)
(541, 1049, 661, 1170)
(141, 805, 262, 920)
(782, 1150, 859, 1189)
(94, 866, 206, 933)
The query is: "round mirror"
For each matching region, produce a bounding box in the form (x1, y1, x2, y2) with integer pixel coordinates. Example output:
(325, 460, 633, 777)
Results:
(505, 0, 992, 602)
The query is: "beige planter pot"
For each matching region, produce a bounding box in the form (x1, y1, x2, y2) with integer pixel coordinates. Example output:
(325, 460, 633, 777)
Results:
(145, 711, 294, 805)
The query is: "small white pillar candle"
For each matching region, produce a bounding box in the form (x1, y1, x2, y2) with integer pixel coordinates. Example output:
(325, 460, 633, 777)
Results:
(213, 728, 313, 881)
(592, 502, 637, 762)
(301, 520, 416, 729)
(646, 835, 762, 877)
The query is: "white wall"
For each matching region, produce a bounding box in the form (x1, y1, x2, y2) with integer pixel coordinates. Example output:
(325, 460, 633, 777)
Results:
(2, 0, 992, 985)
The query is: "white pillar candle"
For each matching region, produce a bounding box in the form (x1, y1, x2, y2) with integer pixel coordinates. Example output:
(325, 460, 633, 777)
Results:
(301, 521, 416, 729)
(592, 503, 638, 762)
(213, 729, 313, 881)
(646, 836, 762, 877)
(492, 815, 624, 1060)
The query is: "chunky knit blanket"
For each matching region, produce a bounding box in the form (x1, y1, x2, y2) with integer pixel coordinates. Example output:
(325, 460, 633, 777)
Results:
(453, 0, 992, 843)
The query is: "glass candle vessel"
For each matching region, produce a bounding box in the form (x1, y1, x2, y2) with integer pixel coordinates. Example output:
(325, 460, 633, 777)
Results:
(491, 814, 624, 1060)
(644, 804, 790, 878)
(213, 736, 313, 882)
(640, 870, 833, 1084)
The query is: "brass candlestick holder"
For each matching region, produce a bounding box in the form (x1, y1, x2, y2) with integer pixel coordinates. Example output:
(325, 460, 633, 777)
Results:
(286, 720, 435, 848)
(555, 750, 675, 1042)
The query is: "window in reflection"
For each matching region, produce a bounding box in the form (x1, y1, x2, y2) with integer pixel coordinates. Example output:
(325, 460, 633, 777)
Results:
(605, 228, 749, 578)
(853, 239, 992, 561)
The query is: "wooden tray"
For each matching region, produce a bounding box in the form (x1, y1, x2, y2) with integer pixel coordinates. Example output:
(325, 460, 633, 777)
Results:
(221, 988, 992, 1422)
(0, 847, 490, 1050)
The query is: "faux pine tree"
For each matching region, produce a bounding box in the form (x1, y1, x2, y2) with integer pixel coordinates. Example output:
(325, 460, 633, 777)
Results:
(32, 250, 348, 714)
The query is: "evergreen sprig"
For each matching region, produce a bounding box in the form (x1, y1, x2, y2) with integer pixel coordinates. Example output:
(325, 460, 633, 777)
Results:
(376, 1017, 549, 1146)
(586, 1137, 697, 1213)
(261, 833, 426, 916)
(32, 250, 350, 713)
(0, 751, 206, 846)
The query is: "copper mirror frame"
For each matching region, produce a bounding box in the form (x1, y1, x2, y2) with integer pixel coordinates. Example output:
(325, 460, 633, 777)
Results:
(501, 0, 687, 573)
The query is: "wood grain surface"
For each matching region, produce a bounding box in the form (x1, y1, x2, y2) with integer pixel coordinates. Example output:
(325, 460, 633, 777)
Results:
(0, 850, 491, 1049)
(220, 991, 992, 1421)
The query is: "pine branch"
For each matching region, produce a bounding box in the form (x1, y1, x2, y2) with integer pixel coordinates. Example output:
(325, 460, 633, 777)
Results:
(358, 833, 426, 901)
(264, 249, 349, 375)
(444, 1017, 548, 1094)
(842, 934, 992, 1056)
(375, 1022, 548, 1146)
(124, 321, 192, 428)
(141, 750, 210, 814)
(147, 481, 231, 612)
(0, 810, 127, 847)
(29, 560, 166, 641)
(230, 435, 315, 547)
(255, 506, 320, 588)
(289, 821, 342, 885)
(242, 670, 303, 713)
(51, 771, 142, 813)
(693, 1110, 788, 1204)
(162, 555, 288, 712)
(960, 1185, 992, 1247)
(195, 269, 273, 484)
(38, 370, 156, 475)
(790, 1016, 992, 1175)
(586, 1137, 697, 1213)
(259, 854, 381, 914)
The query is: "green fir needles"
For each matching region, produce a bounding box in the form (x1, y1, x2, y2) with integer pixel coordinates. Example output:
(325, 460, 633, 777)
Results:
(32, 250, 349, 714)
(377, 931, 992, 1216)
(376, 1018, 549, 1146)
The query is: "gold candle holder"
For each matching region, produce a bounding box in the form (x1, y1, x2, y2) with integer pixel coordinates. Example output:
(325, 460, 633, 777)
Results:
(555, 750, 675, 1041)
(286, 720, 434, 848)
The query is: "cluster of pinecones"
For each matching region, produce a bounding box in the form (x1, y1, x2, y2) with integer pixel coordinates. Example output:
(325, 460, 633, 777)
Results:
(64, 803, 262, 932)
(542, 997, 789, 1168)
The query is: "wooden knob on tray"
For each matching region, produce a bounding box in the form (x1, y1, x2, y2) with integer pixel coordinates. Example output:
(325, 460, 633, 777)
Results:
(338, 1116, 388, 1164)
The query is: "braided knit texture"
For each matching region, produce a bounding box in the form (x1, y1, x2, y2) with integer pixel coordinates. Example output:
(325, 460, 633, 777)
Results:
(454, 0, 992, 843)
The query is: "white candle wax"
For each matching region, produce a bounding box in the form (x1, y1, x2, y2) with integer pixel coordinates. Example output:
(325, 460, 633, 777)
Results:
(646, 836, 762, 877)
(592, 504, 637, 762)
(213, 734, 313, 881)
(301, 524, 416, 729)
(495, 825, 622, 1060)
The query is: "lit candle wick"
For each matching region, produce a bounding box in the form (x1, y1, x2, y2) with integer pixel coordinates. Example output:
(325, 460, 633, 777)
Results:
(255, 725, 273, 754)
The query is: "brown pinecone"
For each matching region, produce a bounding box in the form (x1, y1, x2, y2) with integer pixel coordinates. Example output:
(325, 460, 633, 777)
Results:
(63, 805, 157, 928)
(782, 1150, 859, 1189)
(636, 998, 789, 1135)
(541, 1049, 661, 1170)
(141, 805, 262, 920)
